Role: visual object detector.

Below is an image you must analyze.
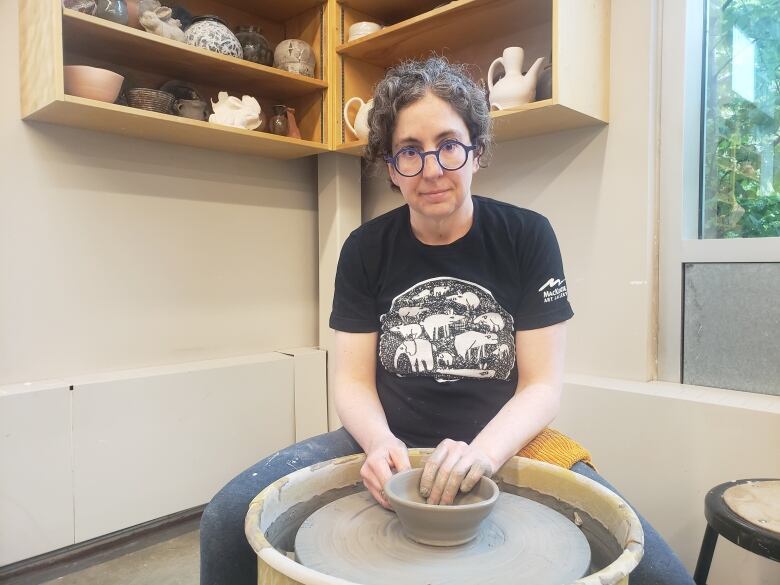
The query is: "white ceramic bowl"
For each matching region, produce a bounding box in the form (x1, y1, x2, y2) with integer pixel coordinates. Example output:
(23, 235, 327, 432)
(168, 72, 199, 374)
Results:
(348, 21, 382, 41)
(64, 65, 124, 103)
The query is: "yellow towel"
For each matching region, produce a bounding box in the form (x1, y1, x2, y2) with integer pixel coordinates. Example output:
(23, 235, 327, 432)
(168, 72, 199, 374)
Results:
(517, 428, 593, 470)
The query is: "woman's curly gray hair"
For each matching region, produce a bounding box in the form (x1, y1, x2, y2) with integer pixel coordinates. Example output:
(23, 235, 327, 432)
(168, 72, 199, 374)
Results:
(364, 57, 492, 190)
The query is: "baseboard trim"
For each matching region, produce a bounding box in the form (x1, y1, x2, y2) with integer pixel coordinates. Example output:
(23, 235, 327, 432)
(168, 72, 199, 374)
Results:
(0, 504, 205, 582)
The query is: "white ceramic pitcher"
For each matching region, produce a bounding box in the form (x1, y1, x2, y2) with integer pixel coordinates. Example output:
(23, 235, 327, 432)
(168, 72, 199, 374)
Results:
(343, 97, 373, 140)
(487, 47, 545, 110)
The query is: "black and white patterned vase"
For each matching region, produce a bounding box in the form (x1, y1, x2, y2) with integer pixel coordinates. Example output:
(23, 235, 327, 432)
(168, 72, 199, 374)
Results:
(184, 15, 243, 59)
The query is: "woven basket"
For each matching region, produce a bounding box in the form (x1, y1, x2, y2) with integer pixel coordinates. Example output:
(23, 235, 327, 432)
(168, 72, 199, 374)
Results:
(126, 88, 176, 114)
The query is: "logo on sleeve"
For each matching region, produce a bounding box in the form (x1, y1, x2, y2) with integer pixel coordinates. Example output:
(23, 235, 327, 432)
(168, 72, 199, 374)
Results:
(538, 278, 568, 303)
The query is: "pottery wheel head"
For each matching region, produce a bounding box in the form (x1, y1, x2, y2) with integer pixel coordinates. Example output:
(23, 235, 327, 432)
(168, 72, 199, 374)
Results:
(294, 491, 591, 585)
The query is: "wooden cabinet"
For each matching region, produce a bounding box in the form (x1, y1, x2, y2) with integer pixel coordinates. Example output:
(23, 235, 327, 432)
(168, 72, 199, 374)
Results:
(20, 0, 609, 159)
(334, 0, 610, 155)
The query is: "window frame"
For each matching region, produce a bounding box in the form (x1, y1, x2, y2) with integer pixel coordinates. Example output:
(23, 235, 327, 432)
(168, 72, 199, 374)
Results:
(658, 0, 780, 383)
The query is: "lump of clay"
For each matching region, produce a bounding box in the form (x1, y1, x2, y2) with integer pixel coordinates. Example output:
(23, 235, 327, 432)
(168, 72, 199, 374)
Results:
(209, 92, 262, 130)
(139, 7, 185, 42)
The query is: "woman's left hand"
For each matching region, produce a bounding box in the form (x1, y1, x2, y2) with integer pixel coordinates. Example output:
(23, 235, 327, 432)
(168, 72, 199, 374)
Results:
(419, 439, 497, 505)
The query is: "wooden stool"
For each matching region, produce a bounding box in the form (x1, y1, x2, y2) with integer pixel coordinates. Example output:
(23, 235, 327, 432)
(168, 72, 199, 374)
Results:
(693, 479, 780, 584)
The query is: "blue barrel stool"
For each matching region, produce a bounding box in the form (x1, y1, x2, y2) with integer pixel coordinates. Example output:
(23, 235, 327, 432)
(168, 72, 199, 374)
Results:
(693, 479, 779, 584)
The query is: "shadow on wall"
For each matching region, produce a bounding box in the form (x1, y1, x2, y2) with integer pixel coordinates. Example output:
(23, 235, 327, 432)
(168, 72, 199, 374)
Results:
(23, 122, 317, 211)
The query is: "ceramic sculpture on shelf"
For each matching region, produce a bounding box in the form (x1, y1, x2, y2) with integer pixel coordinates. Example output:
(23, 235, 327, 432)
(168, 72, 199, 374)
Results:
(185, 16, 243, 59)
(487, 47, 545, 110)
(273, 39, 316, 77)
(209, 92, 262, 130)
(139, 7, 185, 42)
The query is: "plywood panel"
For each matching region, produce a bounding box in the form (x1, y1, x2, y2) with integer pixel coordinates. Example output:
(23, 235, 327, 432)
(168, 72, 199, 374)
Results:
(338, 0, 444, 24)
(0, 387, 73, 565)
(555, 0, 610, 121)
(19, 0, 63, 117)
(72, 355, 296, 541)
(27, 97, 329, 158)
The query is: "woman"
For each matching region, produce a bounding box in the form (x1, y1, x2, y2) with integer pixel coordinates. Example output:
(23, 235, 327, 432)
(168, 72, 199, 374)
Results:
(200, 57, 695, 585)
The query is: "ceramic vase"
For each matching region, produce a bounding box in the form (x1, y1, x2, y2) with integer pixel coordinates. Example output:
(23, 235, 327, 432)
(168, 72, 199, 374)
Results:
(97, 0, 128, 25)
(185, 16, 243, 59)
(273, 39, 316, 77)
(343, 96, 373, 140)
(487, 47, 545, 110)
(270, 105, 289, 136)
(235, 25, 273, 66)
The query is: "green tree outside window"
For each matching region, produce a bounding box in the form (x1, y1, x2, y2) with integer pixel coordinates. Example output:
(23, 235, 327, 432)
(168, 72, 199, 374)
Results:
(702, 0, 780, 238)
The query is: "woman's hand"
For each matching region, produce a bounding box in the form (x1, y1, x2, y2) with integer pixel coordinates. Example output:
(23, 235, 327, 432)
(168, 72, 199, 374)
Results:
(420, 439, 497, 505)
(361, 435, 411, 509)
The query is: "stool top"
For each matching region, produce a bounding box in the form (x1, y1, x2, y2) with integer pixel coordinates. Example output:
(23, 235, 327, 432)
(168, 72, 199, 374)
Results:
(724, 480, 780, 534)
(705, 479, 780, 562)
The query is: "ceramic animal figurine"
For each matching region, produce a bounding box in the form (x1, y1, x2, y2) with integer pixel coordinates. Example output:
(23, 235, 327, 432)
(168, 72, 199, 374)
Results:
(139, 8, 185, 42)
(487, 47, 545, 110)
(343, 97, 373, 140)
(209, 92, 262, 130)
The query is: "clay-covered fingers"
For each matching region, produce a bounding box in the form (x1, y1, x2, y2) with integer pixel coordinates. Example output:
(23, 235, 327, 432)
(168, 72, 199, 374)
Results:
(460, 460, 489, 493)
(388, 443, 412, 474)
(419, 439, 455, 499)
(423, 440, 470, 505)
(361, 453, 394, 509)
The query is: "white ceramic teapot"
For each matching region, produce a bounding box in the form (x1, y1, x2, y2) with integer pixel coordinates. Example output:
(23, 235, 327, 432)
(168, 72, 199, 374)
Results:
(487, 47, 545, 110)
(343, 96, 373, 140)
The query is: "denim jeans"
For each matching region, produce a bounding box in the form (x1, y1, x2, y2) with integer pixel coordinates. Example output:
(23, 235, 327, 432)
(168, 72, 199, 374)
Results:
(200, 428, 694, 585)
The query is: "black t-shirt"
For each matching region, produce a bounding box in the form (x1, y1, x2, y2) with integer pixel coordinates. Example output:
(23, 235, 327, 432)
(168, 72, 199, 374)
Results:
(329, 195, 573, 447)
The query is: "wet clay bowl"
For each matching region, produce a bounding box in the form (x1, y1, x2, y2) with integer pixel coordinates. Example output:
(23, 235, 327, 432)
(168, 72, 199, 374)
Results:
(384, 468, 499, 546)
(63, 66, 124, 103)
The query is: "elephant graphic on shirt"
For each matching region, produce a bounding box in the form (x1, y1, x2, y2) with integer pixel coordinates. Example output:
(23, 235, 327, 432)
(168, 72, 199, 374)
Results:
(454, 331, 499, 362)
(379, 276, 516, 382)
(390, 324, 423, 339)
(473, 312, 506, 332)
(394, 339, 435, 373)
(421, 313, 465, 340)
(446, 291, 480, 310)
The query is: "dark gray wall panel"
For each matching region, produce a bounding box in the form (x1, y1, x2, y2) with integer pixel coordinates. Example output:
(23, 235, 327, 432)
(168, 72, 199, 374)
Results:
(683, 263, 779, 395)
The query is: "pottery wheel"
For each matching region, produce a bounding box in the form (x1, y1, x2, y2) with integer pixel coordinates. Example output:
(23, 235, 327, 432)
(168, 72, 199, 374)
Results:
(294, 491, 591, 585)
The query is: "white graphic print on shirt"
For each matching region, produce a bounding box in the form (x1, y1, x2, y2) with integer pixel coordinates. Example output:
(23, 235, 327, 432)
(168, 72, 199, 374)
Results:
(379, 277, 516, 383)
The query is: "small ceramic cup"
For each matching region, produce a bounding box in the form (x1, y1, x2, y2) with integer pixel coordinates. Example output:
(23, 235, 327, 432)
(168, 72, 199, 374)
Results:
(174, 98, 209, 121)
(348, 21, 381, 41)
(384, 468, 499, 546)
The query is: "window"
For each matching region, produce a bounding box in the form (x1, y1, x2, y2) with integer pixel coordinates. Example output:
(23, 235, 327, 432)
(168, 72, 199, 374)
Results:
(658, 0, 780, 391)
(701, 0, 780, 239)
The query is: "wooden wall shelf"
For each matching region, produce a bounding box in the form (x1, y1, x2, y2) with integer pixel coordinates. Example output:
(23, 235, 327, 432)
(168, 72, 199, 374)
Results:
(62, 10, 327, 101)
(335, 0, 610, 155)
(29, 95, 330, 159)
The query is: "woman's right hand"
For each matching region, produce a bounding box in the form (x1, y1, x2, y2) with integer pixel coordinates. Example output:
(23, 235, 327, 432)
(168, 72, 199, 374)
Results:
(361, 435, 411, 509)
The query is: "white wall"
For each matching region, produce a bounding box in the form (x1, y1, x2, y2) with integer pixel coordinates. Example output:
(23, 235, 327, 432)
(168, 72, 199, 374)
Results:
(1, 0, 320, 386)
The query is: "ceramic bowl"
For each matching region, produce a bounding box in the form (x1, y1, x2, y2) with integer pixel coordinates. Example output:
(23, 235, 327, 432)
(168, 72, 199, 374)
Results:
(63, 65, 124, 103)
(348, 21, 381, 41)
(384, 468, 499, 546)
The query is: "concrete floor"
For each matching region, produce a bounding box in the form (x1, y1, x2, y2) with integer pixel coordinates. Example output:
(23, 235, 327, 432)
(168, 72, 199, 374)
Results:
(6, 519, 199, 585)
